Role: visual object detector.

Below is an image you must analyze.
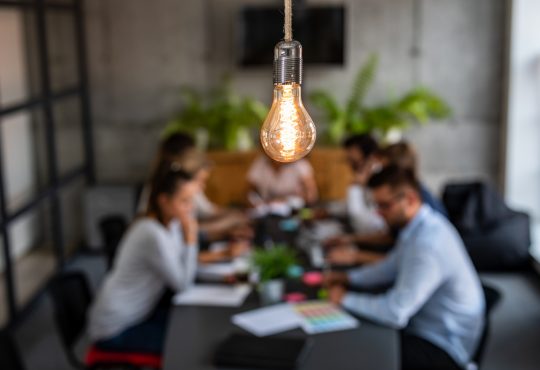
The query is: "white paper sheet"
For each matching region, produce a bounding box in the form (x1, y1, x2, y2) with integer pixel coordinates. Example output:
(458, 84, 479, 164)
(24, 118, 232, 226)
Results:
(232, 303, 302, 337)
(173, 284, 251, 307)
(196, 262, 236, 281)
(232, 301, 360, 337)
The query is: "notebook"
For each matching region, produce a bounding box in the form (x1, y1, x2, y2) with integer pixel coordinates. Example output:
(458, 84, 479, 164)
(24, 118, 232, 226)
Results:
(213, 333, 312, 370)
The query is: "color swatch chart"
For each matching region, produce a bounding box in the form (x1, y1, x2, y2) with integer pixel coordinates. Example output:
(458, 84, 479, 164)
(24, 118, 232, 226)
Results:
(293, 301, 359, 334)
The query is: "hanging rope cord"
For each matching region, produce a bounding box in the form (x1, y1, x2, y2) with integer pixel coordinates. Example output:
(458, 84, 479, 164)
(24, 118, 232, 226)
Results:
(284, 0, 293, 41)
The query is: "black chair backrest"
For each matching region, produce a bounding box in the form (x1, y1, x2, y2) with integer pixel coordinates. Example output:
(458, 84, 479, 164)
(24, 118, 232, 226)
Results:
(49, 271, 93, 369)
(473, 283, 502, 366)
(99, 215, 128, 270)
(443, 182, 513, 233)
(0, 331, 25, 370)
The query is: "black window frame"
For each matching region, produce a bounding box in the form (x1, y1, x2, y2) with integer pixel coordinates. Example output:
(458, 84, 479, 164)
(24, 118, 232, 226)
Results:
(0, 0, 95, 328)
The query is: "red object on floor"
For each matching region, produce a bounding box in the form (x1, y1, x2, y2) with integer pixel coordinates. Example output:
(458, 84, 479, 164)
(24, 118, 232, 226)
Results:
(85, 345, 162, 368)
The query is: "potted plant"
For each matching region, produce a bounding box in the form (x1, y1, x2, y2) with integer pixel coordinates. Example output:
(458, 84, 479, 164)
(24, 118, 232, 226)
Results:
(251, 245, 297, 305)
(163, 76, 268, 151)
(310, 54, 452, 144)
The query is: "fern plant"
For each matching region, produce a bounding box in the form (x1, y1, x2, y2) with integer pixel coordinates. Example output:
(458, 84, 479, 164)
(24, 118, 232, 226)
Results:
(163, 77, 268, 150)
(310, 54, 452, 144)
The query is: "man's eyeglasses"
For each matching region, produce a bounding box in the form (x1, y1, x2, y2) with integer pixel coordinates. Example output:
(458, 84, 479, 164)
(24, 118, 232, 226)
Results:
(374, 192, 405, 211)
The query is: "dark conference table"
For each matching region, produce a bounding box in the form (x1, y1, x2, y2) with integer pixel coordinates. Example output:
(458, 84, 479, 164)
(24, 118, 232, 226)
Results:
(163, 292, 399, 370)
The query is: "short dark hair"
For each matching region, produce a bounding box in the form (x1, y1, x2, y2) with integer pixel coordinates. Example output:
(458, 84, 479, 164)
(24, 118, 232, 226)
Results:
(367, 164, 421, 194)
(343, 134, 379, 157)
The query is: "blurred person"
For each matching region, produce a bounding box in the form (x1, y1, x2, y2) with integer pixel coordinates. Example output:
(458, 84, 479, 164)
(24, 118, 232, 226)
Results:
(377, 141, 448, 217)
(137, 132, 195, 213)
(325, 165, 485, 370)
(192, 160, 252, 263)
(326, 139, 449, 265)
(341, 134, 386, 235)
(324, 135, 392, 263)
(88, 162, 199, 355)
(140, 133, 253, 256)
(247, 155, 318, 206)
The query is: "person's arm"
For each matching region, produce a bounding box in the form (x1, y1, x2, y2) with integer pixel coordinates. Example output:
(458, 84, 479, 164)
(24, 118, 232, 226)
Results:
(353, 231, 395, 248)
(301, 174, 318, 205)
(178, 213, 199, 288)
(146, 216, 199, 292)
(326, 246, 385, 265)
(342, 246, 444, 329)
(324, 231, 394, 250)
(146, 234, 198, 292)
(346, 248, 399, 288)
(324, 248, 398, 289)
(296, 160, 318, 204)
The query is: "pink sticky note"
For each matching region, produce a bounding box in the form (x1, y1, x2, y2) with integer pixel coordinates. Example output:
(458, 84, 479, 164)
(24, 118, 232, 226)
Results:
(303, 271, 323, 286)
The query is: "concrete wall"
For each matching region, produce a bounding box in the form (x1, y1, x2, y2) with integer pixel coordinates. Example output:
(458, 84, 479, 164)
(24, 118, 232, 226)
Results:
(85, 0, 506, 195)
(85, 0, 208, 182)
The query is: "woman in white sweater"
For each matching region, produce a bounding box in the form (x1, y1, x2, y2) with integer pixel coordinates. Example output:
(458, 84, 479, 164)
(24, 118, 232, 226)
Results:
(87, 161, 199, 354)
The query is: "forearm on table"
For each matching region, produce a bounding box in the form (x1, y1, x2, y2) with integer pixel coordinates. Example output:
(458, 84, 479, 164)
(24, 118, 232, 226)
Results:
(353, 232, 394, 248)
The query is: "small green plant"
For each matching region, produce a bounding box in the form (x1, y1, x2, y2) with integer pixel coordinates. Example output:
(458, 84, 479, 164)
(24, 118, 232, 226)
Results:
(163, 76, 268, 150)
(310, 54, 452, 144)
(252, 245, 298, 283)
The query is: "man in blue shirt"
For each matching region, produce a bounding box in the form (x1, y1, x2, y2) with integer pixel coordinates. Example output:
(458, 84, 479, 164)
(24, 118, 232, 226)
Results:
(326, 165, 485, 370)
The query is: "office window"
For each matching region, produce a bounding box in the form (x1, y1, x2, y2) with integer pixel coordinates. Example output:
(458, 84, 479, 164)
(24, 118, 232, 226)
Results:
(0, 0, 94, 327)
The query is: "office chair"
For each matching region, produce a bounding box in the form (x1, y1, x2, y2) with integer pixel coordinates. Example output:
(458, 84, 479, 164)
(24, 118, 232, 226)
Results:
(473, 283, 502, 368)
(49, 271, 162, 369)
(99, 215, 127, 270)
(0, 330, 25, 370)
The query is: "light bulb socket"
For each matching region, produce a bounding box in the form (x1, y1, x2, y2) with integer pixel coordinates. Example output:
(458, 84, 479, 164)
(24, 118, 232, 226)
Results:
(273, 40, 303, 85)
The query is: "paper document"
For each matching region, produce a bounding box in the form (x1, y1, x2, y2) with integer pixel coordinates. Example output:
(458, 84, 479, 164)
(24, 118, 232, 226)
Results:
(196, 262, 236, 281)
(173, 284, 251, 307)
(293, 301, 359, 334)
(232, 303, 302, 337)
(232, 301, 360, 337)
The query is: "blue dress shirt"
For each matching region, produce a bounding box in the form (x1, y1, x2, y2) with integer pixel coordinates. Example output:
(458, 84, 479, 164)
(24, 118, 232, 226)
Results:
(342, 205, 485, 367)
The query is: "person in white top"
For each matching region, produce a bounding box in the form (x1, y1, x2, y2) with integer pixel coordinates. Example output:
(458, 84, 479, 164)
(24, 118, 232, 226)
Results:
(88, 162, 199, 355)
(192, 162, 252, 263)
(325, 135, 390, 265)
(247, 155, 318, 205)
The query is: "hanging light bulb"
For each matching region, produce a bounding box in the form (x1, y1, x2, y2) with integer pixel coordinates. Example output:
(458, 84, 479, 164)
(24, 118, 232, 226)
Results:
(260, 3, 316, 163)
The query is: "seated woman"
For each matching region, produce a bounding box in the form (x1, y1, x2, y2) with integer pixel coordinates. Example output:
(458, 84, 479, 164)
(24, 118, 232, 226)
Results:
(139, 133, 253, 261)
(88, 162, 199, 355)
(247, 155, 318, 207)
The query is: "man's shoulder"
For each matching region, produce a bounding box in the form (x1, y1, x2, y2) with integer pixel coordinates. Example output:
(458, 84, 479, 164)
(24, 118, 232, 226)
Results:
(413, 208, 462, 249)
